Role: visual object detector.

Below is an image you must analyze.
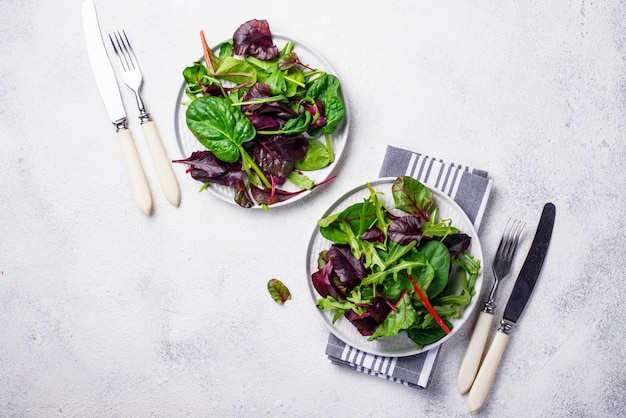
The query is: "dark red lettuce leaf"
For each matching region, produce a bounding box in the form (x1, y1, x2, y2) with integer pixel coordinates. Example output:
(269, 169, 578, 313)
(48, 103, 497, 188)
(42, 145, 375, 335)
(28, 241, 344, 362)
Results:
(311, 244, 365, 301)
(241, 82, 298, 126)
(312, 258, 346, 300)
(305, 100, 328, 130)
(361, 227, 384, 243)
(344, 310, 379, 336)
(442, 233, 471, 258)
(234, 183, 254, 208)
(344, 297, 392, 336)
(232, 19, 279, 60)
(253, 142, 294, 185)
(255, 101, 298, 124)
(201, 83, 224, 97)
(388, 215, 423, 245)
(250, 184, 303, 204)
(264, 135, 309, 162)
(367, 296, 395, 322)
(173, 151, 245, 187)
(278, 52, 300, 70)
(327, 244, 367, 287)
(242, 82, 272, 112)
(247, 114, 280, 131)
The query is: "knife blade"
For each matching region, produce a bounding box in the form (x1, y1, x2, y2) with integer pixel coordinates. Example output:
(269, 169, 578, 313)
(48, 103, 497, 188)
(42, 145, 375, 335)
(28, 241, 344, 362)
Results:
(82, 0, 152, 215)
(467, 202, 555, 412)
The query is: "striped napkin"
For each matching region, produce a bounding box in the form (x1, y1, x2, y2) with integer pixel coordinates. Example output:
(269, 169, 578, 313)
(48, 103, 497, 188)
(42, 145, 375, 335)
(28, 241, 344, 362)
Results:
(324, 145, 493, 389)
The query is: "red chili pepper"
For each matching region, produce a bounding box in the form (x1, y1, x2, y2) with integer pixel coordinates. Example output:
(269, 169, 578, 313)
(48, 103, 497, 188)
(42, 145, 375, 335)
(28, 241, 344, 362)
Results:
(408, 275, 450, 334)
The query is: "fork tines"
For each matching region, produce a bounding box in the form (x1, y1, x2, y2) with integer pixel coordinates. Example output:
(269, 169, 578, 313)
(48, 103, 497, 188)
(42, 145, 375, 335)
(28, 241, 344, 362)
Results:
(497, 219, 525, 262)
(109, 30, 138, 72)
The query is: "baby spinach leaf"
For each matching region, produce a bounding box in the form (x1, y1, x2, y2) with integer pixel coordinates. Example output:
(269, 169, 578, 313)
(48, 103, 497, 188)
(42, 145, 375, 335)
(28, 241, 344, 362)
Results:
(183, 61, 207, 85)
(307, 74, 345, 135)
(407, 318, 453, 347)
(186, 96, 256, 163)
(418, 240, 451, 298)
(295, 139, 330, 171)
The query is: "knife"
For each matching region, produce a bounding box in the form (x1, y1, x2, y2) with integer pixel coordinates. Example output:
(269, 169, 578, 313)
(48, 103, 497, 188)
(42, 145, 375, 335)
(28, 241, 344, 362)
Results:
(467, 202, 555, 412)
(82, 0, 152, 215)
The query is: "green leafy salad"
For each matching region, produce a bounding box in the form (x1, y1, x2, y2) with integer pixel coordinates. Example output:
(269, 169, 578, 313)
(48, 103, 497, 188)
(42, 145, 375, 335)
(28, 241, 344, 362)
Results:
(311, 176, 481, 347)
(173, 19, 346, 208)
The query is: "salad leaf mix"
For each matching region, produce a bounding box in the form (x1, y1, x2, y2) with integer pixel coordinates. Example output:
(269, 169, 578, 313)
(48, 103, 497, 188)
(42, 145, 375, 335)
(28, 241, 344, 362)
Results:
(174, 19, 346, 208)
(311, 176, 481, 347)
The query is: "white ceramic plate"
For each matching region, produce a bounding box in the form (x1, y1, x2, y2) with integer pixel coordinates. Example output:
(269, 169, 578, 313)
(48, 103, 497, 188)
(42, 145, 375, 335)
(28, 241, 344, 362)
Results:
(174, 34, 349, 209)
(306, 178, 484, 357)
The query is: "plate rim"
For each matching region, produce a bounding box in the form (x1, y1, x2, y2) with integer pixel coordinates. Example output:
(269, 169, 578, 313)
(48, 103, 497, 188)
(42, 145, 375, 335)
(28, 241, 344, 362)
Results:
(173, 33, 350, 209)
(305, 177, 484, 357)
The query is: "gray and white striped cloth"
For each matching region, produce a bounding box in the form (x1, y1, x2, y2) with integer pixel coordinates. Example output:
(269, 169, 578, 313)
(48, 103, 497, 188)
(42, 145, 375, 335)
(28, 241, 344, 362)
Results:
(325, 145, 493, 389)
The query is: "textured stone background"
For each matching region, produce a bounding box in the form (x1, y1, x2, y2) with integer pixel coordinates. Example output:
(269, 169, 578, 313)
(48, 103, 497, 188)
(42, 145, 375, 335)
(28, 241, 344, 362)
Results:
(1, 0, 625, 417)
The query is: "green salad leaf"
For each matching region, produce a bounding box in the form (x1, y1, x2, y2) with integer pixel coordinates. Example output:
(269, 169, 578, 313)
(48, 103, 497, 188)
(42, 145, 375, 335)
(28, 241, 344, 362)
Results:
(311, 176, 481, 347)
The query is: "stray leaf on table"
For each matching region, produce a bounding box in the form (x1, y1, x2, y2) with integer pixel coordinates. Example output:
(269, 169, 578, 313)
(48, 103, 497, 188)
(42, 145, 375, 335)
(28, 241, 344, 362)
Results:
(268, 278, 291, 304)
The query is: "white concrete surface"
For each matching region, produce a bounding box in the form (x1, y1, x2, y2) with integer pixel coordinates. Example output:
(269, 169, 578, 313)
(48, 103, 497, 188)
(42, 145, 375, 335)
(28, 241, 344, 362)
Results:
(1, 0, 625, 417)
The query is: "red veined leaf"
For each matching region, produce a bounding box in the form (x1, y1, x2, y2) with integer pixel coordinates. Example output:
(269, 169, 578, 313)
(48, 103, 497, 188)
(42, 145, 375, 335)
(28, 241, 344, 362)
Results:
(408, 274, 451, 334)
(267, 278, 291, 304)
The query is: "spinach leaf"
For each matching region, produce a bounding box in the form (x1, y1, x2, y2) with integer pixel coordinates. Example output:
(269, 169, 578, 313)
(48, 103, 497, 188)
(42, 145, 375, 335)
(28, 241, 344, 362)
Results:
(183, 61, 207, 85)
(281, 111, 312, 136)
(418, 240, 450, 298)
(186, 96, 256, 163)
(407, 318, 453, 346)
(307, 74, 345, 135)
(295, 139, 330, 171)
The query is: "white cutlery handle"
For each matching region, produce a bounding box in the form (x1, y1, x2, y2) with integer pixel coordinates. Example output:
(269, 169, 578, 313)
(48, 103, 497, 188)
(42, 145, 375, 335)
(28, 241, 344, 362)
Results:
(141, 120, 181, 207)
(457, 310, 493, 394)
(467, 330, 510, 413)
(117, 128, 152, 215)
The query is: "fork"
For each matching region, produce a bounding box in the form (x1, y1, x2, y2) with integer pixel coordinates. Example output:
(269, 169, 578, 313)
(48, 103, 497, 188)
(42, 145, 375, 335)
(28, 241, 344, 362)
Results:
(457, 218, 525, 394)
(109, 30, 181, 207)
